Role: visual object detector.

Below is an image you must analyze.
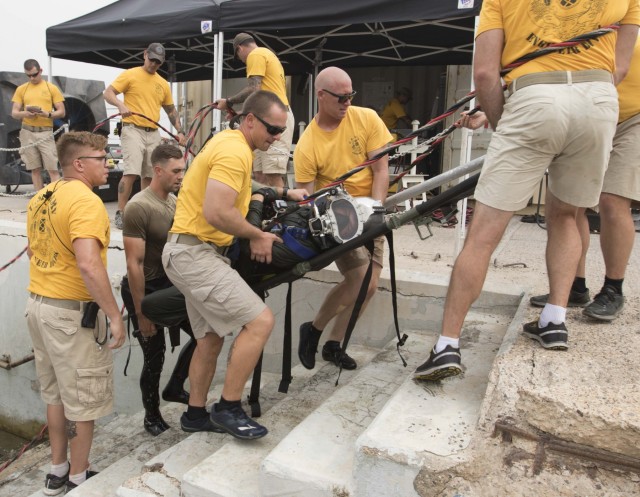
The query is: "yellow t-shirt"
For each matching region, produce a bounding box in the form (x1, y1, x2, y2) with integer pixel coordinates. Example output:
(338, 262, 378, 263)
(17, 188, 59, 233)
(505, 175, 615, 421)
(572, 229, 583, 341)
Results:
(246, 47, 289, 106)
(12, 81, 64, 127)
(171, 129, 253, 247)
(27, 180, 110, 300)
(618, 39, 640, 123)
(477, 0, 640, 84)
(380, 98, 407, 129)
(294, 106, 393, 198)
(110, 67, 173, 128)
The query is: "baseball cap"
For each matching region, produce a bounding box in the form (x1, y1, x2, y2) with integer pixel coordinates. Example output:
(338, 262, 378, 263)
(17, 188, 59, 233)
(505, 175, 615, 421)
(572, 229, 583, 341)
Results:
(232, 33, 254, 57)
(146, 43, 166, 63)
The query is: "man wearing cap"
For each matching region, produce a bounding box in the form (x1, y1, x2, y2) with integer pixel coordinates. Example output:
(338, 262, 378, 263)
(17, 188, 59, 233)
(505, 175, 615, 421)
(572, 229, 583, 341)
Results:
(11, 58, 65, 192)
(104, 43, 186, 230)
(380, 87, 413, 133)
(214, 33, 294, 188)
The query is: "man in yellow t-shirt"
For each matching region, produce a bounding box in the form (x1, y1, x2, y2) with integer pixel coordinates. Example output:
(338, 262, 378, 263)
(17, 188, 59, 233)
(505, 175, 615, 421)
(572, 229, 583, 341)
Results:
(294, 66, 393, 371)
(214, 33, 295, 188)
(26, 132, 125, 493)
(529, 38, 640, 323)
(11, 59, 65, 192)
(415, 0, 640, 382)
(104, 43, 186, 230)
(162, 91, 286, 440)
(380, 87, 413, 132)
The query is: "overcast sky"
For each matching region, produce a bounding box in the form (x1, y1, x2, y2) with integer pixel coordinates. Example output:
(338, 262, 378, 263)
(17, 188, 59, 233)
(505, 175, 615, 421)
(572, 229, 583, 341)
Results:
(2, 0, 122, 85)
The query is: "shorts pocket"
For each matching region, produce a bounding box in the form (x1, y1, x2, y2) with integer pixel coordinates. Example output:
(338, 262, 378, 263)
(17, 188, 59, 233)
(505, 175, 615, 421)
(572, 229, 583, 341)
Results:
(506, 96, 554, 114)
(40, 306, 79, 336)
(191, 278, 233, 305)
(76, 364, 113, 406)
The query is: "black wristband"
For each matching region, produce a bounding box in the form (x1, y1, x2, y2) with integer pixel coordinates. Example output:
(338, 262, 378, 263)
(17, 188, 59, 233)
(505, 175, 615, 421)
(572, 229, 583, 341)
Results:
(226, 97, 234, 107)
(282, 187, 289, 200)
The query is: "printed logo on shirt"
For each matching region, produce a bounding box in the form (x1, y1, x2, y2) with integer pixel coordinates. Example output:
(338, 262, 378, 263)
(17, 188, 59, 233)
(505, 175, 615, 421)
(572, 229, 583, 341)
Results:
(349, 136, 364, 157)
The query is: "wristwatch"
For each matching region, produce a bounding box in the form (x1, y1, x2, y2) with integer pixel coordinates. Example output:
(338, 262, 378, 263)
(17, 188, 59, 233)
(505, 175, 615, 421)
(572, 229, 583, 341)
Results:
(282, 187, 289, 200)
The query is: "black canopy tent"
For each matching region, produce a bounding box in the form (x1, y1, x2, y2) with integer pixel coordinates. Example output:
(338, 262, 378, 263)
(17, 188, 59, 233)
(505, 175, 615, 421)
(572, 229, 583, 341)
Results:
(46, 0, 481, 82)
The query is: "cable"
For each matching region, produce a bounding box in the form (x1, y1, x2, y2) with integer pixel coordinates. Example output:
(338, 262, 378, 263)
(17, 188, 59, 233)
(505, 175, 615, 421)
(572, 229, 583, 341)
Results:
(0, 423, 48, 474)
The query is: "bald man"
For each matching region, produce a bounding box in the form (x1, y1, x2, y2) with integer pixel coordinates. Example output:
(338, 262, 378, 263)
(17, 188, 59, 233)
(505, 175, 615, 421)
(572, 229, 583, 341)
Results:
(294, 67, 393, 371)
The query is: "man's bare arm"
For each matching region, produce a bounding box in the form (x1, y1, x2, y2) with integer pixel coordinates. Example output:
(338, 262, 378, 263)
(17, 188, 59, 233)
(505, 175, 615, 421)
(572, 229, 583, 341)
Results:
(367, 146, 390, 203)
(123, 236, 156, 337)
(473, 29, 505, 130)
(215, 76, 263, 111)
(614, 23, 640, 85)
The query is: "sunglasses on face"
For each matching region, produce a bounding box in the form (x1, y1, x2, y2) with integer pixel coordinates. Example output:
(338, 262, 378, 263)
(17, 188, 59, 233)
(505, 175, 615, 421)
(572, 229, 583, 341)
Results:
(322, 88, 357, 104)
(252, 113, 286, 136)
(149, 58, 163, 65)
(77, 155, 110, 164)
(26, 71, 40, 78)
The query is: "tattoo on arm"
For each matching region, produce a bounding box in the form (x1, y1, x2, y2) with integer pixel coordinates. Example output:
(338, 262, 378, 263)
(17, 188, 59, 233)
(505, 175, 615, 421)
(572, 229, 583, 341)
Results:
(66, 420, 78, 440)
(118, 182, 125, 193)
(230, 77, 263, 105)
(166, 106, 181, 130)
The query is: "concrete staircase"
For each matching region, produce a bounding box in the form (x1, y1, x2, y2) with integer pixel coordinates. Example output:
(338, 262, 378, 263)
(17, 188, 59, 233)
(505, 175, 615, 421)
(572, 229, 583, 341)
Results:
(13, 271, 520, 497)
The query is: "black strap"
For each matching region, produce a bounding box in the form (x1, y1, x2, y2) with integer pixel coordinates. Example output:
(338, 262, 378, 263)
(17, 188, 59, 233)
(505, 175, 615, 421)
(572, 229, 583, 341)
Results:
(278, 283, 293, 393)
(248, 352, 263, 418)
(385, 230, 408, 366)
(335, 239, 375, 386)
(123, 313, 133, 376)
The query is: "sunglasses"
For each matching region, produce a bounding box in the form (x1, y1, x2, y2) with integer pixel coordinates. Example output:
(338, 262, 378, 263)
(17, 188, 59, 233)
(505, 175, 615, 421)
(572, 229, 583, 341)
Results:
(322, 88, 357, 104)
(149, 58, 163, 65)
(77, 155, 110, 164)
(252, 113, 286, 136)
(26, 71, 40, 78)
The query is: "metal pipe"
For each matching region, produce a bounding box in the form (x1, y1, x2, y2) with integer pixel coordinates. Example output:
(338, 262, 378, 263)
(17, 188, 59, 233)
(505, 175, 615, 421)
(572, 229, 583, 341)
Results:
(384, 155, 484, 209)
(0, 354, 35, 370)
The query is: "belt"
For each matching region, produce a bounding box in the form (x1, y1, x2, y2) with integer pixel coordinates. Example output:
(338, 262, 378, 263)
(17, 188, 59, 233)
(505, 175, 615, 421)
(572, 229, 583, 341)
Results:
(29, 292, 84, 311)
(168, 233, 230, 256)
(508, 69, 613, 96)
(123, 122, 158, 132)
(22, 125, 53, 132)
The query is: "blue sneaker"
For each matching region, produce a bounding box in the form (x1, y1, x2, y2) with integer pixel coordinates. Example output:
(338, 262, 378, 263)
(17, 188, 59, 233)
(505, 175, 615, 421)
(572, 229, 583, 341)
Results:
(180, 412, 224, 433)
(209, 404, 268, 440)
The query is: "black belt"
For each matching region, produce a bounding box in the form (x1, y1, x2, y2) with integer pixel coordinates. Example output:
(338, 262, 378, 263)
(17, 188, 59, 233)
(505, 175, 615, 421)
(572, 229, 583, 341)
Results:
(22, 125, 53, 132)
(168, 233, 231, 256)
(29, 292, 84, 311)
(123, 122, 158, 133)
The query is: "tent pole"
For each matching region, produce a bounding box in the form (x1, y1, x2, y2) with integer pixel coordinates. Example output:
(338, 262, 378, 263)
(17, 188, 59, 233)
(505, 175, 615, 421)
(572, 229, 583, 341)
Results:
(453, 15, 480, 259)
(212, 33, 223, 134)
(47, 56, 52, 83)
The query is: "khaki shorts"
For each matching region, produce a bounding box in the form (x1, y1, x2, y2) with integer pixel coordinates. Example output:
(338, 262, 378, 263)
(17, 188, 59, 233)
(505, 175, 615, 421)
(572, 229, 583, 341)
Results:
(253, 108, 295, 175)
(602, 112, 640, 202)
(19, 128, 59, 172)
(26, 296, 114, 422)
(162, 242, 266, 339)
(475, 80, 618, 211)
(335, 236, 385, 273)
(121, 125, 161, 178)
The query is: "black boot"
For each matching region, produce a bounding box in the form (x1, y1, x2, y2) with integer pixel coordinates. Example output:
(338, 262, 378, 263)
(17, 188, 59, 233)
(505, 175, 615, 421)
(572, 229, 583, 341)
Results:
(144, 412, 170, 436)
(322, 340, 357, 370)
(298, 322, 322, 369)
(162, 337, 196, 404)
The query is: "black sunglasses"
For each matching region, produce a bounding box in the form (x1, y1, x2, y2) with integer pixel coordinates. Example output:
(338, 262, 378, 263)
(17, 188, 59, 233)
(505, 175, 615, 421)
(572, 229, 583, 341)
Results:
(252, 113, 286, 136)
(149, 58, 163, 65)
(77, 155, 110, 164)
(322, 88, 357, 104)
(26, 71, 40, 78)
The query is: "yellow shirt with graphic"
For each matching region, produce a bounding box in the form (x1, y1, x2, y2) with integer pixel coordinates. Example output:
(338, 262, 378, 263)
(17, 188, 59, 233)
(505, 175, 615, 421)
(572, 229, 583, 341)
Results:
(110, 67, 173, 128)
(12, 81, 64, 127)
(380, 98, 407, 129)
(618, 38, 640, 123)
(171, 129, 253, 247)
(27, 180, 110, 300)
(477, 0, 640, 84)
(294, 106, 393, 198)
(246, 47, 289, 106)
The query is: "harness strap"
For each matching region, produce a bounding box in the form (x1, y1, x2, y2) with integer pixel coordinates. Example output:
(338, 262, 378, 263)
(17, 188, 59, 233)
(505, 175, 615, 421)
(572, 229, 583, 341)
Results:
(278, 283, 294, 393)
(248, 289, 266, 417)
(385, 230, 408, 366)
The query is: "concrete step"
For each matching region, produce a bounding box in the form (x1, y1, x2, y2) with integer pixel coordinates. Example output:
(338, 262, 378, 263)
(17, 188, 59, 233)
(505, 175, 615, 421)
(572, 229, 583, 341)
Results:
(258, 332, 435, 497)
(353, 310, 514, 497)
(177, 345, 380, 497)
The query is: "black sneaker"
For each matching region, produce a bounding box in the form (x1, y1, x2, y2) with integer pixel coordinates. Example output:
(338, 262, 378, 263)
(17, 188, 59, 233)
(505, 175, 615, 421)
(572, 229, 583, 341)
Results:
(298, 321, 321, 370)
(414, 345, 464, 381)
(180, 412, 224, 433)
(322, 341, 357, 370)
(522, 320, 568, 350)
(144, 414, 170, 436)
(43, 468, 69, 496)
(209, 404, 268, 440)
(529, 288, 590, 308)
(582, 285, 624, 321)
(65, 470, 98, 491)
